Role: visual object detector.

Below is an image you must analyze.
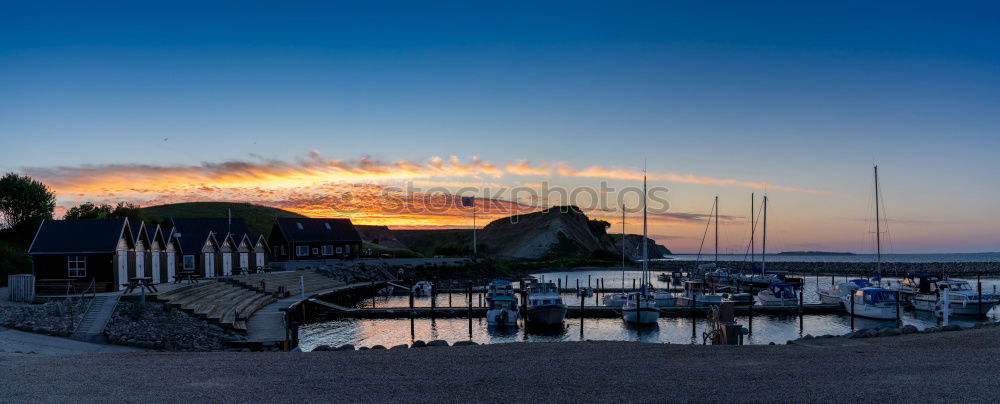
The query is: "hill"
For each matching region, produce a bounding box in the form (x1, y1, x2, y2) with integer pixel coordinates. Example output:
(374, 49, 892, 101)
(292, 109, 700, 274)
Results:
(609, 234, 672, 260)
(141, 202, 305, 236)
(478, 206, 617, 259)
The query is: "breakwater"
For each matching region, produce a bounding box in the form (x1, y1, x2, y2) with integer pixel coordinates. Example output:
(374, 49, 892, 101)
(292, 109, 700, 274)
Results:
(648, 260, 1000, 276)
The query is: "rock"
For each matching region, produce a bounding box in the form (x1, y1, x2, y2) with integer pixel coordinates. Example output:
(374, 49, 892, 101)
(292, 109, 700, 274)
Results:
(453, 341, 477, 346)
(901, 325, 918, 334)
(940, 324, 962, 332)
(862, 329, 878, 338)
(427, 339, 449, 347)
(358, 347, 369, 350)
(802, 334, 814, 339)
(335, 344, 355, 351)
(311, 345, 332, 352)
(410, 340, 426, 348)
(923, 326, 940, 333)
(370, 345, 386, 350)
(768, 342, 775, 345)
(390, 344, 408, 350)
(878, 328, 901, 337)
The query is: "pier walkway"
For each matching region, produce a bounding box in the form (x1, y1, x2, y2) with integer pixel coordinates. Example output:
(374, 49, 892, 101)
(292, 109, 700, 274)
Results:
(245, 281, 373, 344)
(308, 302, 843, 319)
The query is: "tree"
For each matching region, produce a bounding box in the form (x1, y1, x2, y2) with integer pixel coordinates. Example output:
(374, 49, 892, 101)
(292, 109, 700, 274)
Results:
(0, 173, 55, 244)
(64, 202, 114, 220)
(111, 202, 143, 222)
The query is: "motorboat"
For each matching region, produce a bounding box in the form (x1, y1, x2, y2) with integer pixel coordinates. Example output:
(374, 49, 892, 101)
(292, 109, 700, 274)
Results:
(818, 279, 870, 305)
(602, 292, 628, 307)
(622, 291, 659, 325)
(524, 280, 567, 326)
(705, 268, 737, 286)
(411, 281, 432, 297)
(723, 292, 755, 309)
(671, 271, 686, 284)
(734, 272, 782, 289)
(577, 286, 594, 297)
(649, 287, 676, 308)
(841, 287, 900, 320)
(756, 282, 798, 306)
(675, 280, 723, 307)
(910, 279, 998, 316)
(485, 280, 519, 326)
(894, 273, 940, 299)
(657, 273, 671, 282)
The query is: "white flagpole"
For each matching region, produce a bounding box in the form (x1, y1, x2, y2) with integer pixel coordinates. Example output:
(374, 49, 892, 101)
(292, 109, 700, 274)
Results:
(472, 198, 477, 257)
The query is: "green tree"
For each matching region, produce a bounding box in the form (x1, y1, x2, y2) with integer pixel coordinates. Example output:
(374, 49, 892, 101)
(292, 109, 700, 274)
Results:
(0, 173, 55, 244)
(111, 202, 143, 222)
(64, 202, 114, 220)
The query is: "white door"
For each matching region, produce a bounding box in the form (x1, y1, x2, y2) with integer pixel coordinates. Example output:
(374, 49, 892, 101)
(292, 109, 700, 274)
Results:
(117, 250, 128, 290)
(135, 251, 145, 278)
(255, 252, 264, 269)
(166, 252, 176, 281)
(151, 251, 160, 283)
(222, 253, 232, 276)
(240, 253, 249, 272)
(204, 253, 215, 277)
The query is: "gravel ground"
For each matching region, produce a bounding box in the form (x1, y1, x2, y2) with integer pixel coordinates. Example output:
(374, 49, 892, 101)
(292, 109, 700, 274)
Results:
(2, 326, 999, 403)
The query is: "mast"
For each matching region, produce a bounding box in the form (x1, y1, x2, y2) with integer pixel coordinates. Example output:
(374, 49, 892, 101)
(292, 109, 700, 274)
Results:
(762, 195, 767, 274)
(750, 193, 755, 273)
(621, 204, 626, 294)
(642, 172, 648, 295)
(874, 165, 881, 282)
(714, 196, 719, 266)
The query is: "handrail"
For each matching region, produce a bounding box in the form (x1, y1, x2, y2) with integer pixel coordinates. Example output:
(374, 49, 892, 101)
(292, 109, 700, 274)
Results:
(70, 278, 98, 333)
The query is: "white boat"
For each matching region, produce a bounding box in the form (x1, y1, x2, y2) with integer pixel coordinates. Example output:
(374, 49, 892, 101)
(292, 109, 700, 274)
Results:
(705, 268, 736, 286)
(411, 281, 432, 297)
(818, 279, 870, 305)
(485, 280, 519, 326)
(621, 171, 659, 325)
(842, 287, 900, 320)
(525, 280, 567, 326)
(723, 292, 755, 309)
(657, 273, 671, 282)
(577, 286, 594, 297)
(910, 280, 998, 316)
(602, 292, 628, 307)
(622, 291, 659, 324)
(676, 280, 723, 307)
(650, 288, 676, 308)
(756, 282, 798, 306)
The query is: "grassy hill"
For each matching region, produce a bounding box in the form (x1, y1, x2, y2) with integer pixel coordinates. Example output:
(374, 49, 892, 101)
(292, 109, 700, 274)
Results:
(142, 202, 305, 236)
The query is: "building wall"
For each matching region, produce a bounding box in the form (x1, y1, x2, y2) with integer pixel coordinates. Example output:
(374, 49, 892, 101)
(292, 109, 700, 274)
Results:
(32, 254, 117, 292)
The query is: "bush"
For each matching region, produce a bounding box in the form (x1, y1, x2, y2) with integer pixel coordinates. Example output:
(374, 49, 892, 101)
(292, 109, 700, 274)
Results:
(0, 240, 31, 287)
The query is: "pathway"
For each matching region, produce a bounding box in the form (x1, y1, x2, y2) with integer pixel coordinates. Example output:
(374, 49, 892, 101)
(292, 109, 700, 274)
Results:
(0, 327, 142, 355)
(70, 295, 120, 343)
(245, 282, 372, 344)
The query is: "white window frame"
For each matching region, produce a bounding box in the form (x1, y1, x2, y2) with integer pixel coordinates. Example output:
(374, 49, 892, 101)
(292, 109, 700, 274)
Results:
(67, 256, 86, 278)
(321, 245, 333, 255)
(335, 246, 343, 254)
(183, 255, 196, 271)
(296, 246, 309, 257)
(312, 247, 319, 255)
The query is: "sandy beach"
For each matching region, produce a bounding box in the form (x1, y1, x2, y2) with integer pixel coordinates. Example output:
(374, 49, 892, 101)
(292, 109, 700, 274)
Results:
(2, 326, 998, 403)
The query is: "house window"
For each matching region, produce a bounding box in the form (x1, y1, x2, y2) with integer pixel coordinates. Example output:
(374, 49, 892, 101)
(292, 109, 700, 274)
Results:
(312, 247, 319, 255)
(321, 245, 333, 255)
(296, 246, 309, 257)
(67, 256, 86, 278)
(324, 223, 331, 230)
(183, 255, 195, 271)
(335, 246, 343, 254)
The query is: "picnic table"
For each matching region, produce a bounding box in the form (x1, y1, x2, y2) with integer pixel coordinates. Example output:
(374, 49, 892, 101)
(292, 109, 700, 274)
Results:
(123, 277, 158, 294)
(174, 272, 203, 284)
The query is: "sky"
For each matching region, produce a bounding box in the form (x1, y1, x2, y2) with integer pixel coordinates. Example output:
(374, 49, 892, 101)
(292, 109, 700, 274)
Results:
(1, 1, 999, 253)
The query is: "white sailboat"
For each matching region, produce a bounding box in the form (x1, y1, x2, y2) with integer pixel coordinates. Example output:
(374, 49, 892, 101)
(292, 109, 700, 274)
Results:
(603, 205, 628, 307)
(842, 166, 900, 319)
(622, 171, 659, 325)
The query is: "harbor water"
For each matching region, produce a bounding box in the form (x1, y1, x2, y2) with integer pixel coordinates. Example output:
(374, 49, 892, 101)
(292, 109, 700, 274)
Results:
(299, 270, 1000, 350)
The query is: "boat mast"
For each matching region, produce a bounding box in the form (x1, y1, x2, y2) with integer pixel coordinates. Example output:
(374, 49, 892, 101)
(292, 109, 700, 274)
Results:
(642, 171, 648, 295)
(714, 195, 719, 267)
(621, 203, 626, 294)
(874, 165, 881, 283)
(750, 193, 755, 274)
(762, 195, 767, 274)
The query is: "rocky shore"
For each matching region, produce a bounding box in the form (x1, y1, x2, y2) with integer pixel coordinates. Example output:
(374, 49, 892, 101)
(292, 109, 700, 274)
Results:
(103, 301, 243, 351)
(0, 299, 86, 337)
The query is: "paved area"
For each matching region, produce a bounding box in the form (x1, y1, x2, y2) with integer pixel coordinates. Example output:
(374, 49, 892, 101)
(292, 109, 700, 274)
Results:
(0, 327, 142, 355)
(3, 327, 1000, 402)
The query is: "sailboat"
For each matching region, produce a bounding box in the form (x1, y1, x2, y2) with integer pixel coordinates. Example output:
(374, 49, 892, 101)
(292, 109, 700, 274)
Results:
(603, 206, 629, 307)
(841, 166, 900, 320)
(622, 172, 659, 325)
(753, 195, 800, 305)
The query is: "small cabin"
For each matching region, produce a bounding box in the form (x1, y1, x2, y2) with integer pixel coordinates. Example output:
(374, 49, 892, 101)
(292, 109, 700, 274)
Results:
(28, 218, 135, 293)
(267, 218, 362, 261)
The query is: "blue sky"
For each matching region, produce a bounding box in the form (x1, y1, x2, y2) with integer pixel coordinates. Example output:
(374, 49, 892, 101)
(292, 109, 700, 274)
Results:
(1, 1, 998, 252)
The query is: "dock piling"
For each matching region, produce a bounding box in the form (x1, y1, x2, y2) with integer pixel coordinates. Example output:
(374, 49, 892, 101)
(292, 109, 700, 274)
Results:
(850, 292, 855, 331)
(977, 272, 983, 318)
(468, 280, 473, 337)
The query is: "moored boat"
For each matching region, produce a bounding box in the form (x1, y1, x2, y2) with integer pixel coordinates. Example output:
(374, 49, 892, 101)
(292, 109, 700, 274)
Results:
(485, 280, 519, 326)
(756, 282, 798, 306)
(525, 280, 567, 326)
(676, 280, 723, 307)
(411, 281, 432, 297)
(622, 291, 659, 324)
(602, 292, 628, 307)
(841, 287, 900, 320)
(818, 279, 870, 305)
(909, 279, 999, 316)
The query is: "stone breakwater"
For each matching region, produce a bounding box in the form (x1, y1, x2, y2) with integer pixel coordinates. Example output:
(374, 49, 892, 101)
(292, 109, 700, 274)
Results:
(104, 301, 243, 351)
(0, 299, 86, 337)
(650, 260, 1000, 276)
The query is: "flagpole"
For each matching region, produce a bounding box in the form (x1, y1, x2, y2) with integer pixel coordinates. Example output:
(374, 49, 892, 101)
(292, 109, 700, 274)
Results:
(472, 199, 477, 257)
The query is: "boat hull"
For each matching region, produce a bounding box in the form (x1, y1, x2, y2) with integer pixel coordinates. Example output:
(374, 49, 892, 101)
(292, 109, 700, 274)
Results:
(818, 291, 843, 305)
(486, 308, 519, 326)
(622, 307, 659, 324)
(844, 302, 899, 320)
(653, 297, 676, 308)
(525, 305, 567, 326)
(676, 296, 723, 307)
(911, 296, 998, 315)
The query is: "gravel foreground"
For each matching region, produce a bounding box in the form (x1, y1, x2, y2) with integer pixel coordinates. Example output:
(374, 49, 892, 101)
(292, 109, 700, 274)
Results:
(2, 327, 999, 403)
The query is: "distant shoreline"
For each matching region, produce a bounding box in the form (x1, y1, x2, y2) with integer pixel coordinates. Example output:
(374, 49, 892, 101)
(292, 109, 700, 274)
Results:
(776, 251, 855, 256)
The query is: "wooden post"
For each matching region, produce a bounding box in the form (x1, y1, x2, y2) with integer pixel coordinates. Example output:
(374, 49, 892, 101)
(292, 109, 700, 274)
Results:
(748, 305, 753, 335)
(449, 280, 453, 307)
(588, 274, 591, 289)
(371, 279, 376, 309)
(557, 278, 561, 290)
(895, 289, 901, 327)
(468, 280, 473, 337)
(977, 272, 983, 318)
(579, 288, 585, 328)
(633, 279, 636, 290)
(430, 281, 436, 318)
(576, 279, 579, 291)
(850, 291, 855, 331)
(409, 283, 415, 309)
